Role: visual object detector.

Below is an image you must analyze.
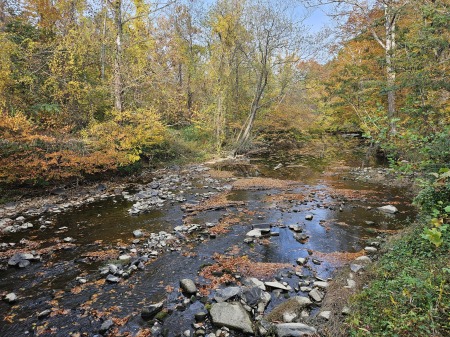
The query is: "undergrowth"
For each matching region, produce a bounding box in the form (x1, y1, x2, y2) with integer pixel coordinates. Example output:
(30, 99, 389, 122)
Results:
(347, 169, 450, 337)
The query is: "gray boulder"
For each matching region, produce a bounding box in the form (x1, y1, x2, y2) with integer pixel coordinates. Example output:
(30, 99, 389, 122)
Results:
(180, 278, 197, 295)
(214, 286, 241, 302)
(210, 302, 254, 334)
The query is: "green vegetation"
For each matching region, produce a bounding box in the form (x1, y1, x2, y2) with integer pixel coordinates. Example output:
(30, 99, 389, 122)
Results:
(348, 170, 450, 337)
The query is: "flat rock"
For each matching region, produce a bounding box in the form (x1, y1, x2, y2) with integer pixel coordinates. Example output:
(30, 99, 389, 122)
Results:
(106, 274, 120, 283)
(214, 287, 241, 302)
(243, 278, 266, 290)
(265, 281, 291, 291)
(246, 229, 262, 238)
(308, 288, 323, 302)
(275, 323, 317, 336)
(305, 214, 314, 220)
(313, 281, 329, 289)
(318, 311, 331, 320)
(180, 278, 197, 295)
(210, 302, 254, 333)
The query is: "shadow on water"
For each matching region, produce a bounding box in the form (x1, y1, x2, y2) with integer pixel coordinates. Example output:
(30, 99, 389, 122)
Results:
(0, 136, 416, 336)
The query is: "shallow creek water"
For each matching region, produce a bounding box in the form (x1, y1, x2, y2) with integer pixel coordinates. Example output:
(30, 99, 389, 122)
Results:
(0, 137, 416, 336)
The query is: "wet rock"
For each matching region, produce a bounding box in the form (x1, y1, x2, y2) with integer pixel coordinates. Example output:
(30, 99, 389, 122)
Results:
(305, 214, 314, 220)
(243, 238, 254, 244)
(275, 323, 317, 336)
(195, 311, 208, 322)
(313, 281, 329, 289)
(241, 287, 271, 311)
(141, 301, 164, 320)
(265, 281, 291, 291)
(180, 279, 197, 295)
(312, 259, 321, 265)
(99, 319, 114, 334)
(308, 288, 323, 302)
(63, 237, 74, 242)
(296, 257, 307, 265)
(246, 229, 262, 238)
(8, 253, 35, 268)
(106, 274, 120, 283)
(4, 292, 17, 303)
(210, 302, 254, 334)
(294, 233, 309, 243)
(243, 278, 266, 290)
(133, 230, 143, 238)
(378, 205, 398, 214)
(38, 309, 51, 319)
(214, 287, 241, 302)
(288, 225, 303, 233)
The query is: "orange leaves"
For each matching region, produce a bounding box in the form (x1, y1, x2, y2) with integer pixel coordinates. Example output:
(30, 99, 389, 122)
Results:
(199, 253, 291, 294)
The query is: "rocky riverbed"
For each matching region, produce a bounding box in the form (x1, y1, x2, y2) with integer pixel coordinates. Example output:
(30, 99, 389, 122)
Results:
(0, 137, 416, 336)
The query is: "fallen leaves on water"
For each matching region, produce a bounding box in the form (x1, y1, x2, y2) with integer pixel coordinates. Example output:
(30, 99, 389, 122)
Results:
(199, 253, 291, 294)
(232, 177, 296, 190)
(309, 250, 365, 266)
(81, 249, 119, 261)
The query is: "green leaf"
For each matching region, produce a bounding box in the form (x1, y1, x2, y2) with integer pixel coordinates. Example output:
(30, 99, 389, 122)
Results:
(445, 206, 450, 213)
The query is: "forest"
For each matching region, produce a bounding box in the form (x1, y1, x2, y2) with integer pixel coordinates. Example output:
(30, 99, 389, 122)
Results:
(0, 0, 447, 185)
(0, 1, 449, 337)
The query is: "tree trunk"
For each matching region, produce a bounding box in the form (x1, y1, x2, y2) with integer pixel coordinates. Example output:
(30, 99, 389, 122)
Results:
(112, 0, 123, 112)
(385, 3, 397, 135)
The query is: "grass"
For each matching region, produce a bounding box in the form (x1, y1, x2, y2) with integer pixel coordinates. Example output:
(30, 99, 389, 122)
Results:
(347, 221, 450, 337)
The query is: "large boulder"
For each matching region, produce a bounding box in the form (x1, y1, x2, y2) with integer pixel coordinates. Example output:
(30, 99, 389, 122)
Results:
(210, 302, 254, 334)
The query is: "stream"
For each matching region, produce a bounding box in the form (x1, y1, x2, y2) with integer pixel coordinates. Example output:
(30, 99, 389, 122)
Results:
(0, 136, 416, 336)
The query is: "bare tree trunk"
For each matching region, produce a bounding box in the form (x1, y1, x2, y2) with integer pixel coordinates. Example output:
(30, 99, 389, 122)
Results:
(112, 0, 123, 112)
(234, 65, 267, 155)
(384, 3, 397, 135)
(100, 0, 107, 81)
